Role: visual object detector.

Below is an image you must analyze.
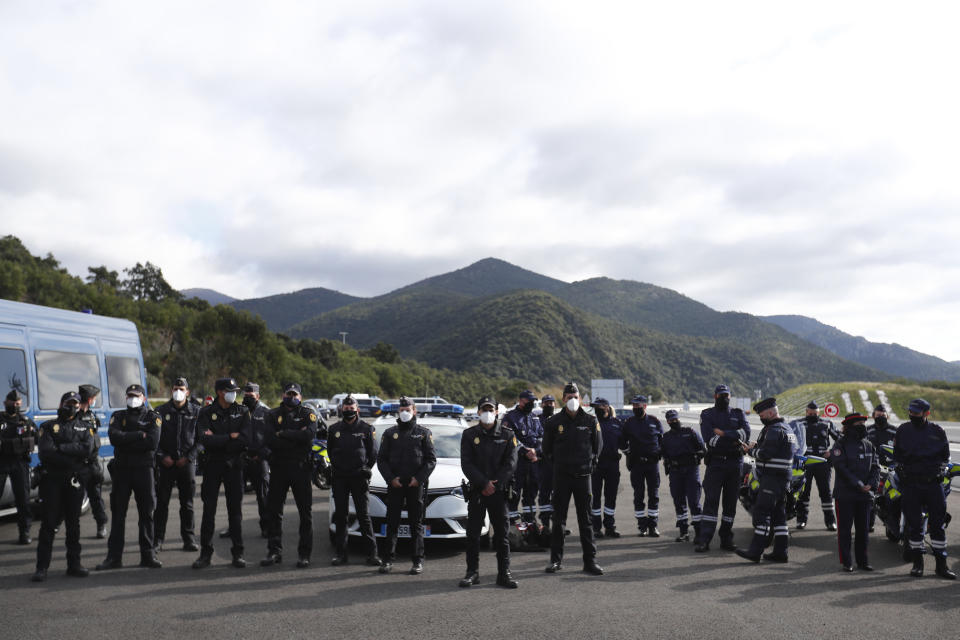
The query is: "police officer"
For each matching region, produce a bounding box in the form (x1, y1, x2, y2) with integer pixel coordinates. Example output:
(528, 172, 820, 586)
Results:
(459, 396, 519, 589)
(590, 398, 622, 538)
(32, 391, 95, 581)
(327, 395, 380, 566)
(661, 409, 706, 542)
(96, 384, 162, 570)
(0, 390, 38, 544)
(830, 414, 880, 572)
(77, 384, 108, 539)
(736, 397, 798, 564)
(154, 376, 200, 552)
(537, 394, 557, 540)
(502, 390, 542, 526)
(260, 383, 317, 568)
(894, 398, 955, 579)
(796, 401, 839, 531)
(696, 384, 750, 552)
(377, 396, 437, 575)
(620, 394, 663, 537)
(240, 382, 271, 539)
(193, 377, 251, 569)
(866, 404, 897, 531)
(542, 382, 603, 575)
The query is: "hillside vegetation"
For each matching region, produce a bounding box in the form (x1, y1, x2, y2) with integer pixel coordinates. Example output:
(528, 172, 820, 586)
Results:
(776, 381, 960, 421)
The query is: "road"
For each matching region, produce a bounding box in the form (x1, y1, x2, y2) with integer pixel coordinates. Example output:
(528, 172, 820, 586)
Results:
(2, 414, 959, 639)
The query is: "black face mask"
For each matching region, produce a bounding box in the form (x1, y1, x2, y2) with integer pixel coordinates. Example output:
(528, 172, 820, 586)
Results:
(242, 396, 258, 410)
(633, 407, 645, 418)
(715, 397, 730, 410)
(668, 420, 681, 430)
(596, 408, 608, 420)
(875, 416, 887, 426)
(520, 402, 534, 414)
(58, 406, 78, 421)
(341, 409, 358, 420)
(909, 415, 925, 426)
(4, 404, 16, 415)
(283, 396, 301, 410)
(760, 417, 778, 426)
(541, 406, 555, 419)
(805, 415, 818, 424)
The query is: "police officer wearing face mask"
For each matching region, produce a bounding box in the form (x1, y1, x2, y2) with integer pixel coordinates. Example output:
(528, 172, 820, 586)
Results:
(241, 382, 271, 539)
(542, 382, 603, 576)
(77, 384, 108, 539)
(193, 378, 251, 569)
(619, 394, 663, 537)
(260, 383, 317, 569)
(696, 384, 750, 552)
(377, 396, 437, 575)
(502, 390, 543, 527)
(661, 409, 706, 542)
(154, 377, 200, 552)
(1, 390, 38, 544)
(830, 414, 880, 572)
(866, 405, 897, 532)
(327, 395, 380, 566)
(96, 384, 162, 570)
(894, 398, 955, 579)
(460, 396, 519, 589)
(736, 398, 798, 564)
(590, 398, 623, 538)
(32, 392, 95, 582)
(795, 401, 839, 531)
(537, 394, 558, 539)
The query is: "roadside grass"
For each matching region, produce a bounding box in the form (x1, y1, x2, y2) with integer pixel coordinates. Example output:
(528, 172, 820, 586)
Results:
(776, 381, 960, 421)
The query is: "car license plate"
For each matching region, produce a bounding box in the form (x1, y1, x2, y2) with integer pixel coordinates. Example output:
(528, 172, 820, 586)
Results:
(379, 524, 431, 538)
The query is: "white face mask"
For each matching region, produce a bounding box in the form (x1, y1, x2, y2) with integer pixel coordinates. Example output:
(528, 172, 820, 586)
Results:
(223, 391, 237, 404)
(398, 410, 413, 423)
(126, 396, 144, 409)
(172, 390, 186, 403)
(566, 397, 580, 412)
(479, 411, 496, 425)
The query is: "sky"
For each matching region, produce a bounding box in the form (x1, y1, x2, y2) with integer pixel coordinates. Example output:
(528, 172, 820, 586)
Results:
(3, 1, 960, 360)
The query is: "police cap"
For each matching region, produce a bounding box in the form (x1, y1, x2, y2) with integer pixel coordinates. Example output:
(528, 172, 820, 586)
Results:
(398, 396, 413, 407)
(908, 398, 931, 414)
(173, 376, 189, 388)
(841, 413, 868, 427)
(631, 394, 649, 404)
(283, 382, 302, 395)
(125, 384, 146, 396)
(562, 382, 579, 396)
(5, 389, 23, 402)
(753, 397, 777, 413)
(806, 401, 819, 410)
(873, 405, 887, 414)
(541, 394, 555, 403)
(518, 389, 537, 401)
(478, 396, 497, 410)
(243, 382, 260, 394)
(714, 384, 731, 396)
(215, 377, 240, 392)
(591, 397, 609, 406)
(665, 409, 679, 420)
(78, 384, 100, 401)
(60, 391, 81, 405)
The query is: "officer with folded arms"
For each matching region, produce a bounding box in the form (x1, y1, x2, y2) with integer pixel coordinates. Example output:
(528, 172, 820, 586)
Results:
(77, 384, 109, 539)
(830, 413, 880, 572)
(619, 394, 663, 537)
(377, 396, 436, 575)
(327, 395, 380, 567)
(1, 390, 38, 544)
(154, 377, 200, 552)
(542, 382, 603, 576)
(736, 397, 797, 564)
(241, 382, 271, 539)
(502, 389, 542, 526)
(459, 396, 519, 588)
(895, 398, 955, 579)
(193, 377, 251, 569)
(661, 409, 706, 542)
(796, 401, 839, 531)
(32, 392, 95, 582)
(260, 383, 317, 569)
(866, 404, 897, 532)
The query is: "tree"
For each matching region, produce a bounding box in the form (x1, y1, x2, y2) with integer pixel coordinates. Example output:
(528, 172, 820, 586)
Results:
(365, 341, 400, 364)
(86, 265, 121, 291)
(121, 262, 182, 302)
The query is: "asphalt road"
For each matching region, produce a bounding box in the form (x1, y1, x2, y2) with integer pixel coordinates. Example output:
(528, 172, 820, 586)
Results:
(3, 457, 959, 640)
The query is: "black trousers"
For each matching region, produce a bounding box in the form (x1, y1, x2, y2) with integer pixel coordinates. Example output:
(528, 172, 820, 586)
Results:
(591, 462, 620, 529)
(86, 467, 108, 527)
(244, 457, 270, 534)
(36, 473, 84, 570)
(798, 462, 834, 523)
(465, 490, 510, 573)
(107, 465, 156, 557)
(509, 457, 541, 522)
(200, 458, 244, 557)
(265, 459, 313, 559)
(902, 480, 948, 557)
(550, 471, 597, 564)
(384, 484, 426, 562)
(154, 462, 197, 545)
(629, 461, 660, 525)
(745, 474, 789, 557)
(835, 495, 871, 566)
(331, 474, 376, 557)
(0, 460, 32, 533)
(698, 458, 742, 545)
(538, 458, 554, 527)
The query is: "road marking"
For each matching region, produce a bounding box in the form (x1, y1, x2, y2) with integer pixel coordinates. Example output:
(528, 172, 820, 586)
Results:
(875, 390, 900, 422)
(859, 390, 874, 414)
(840, 392, 854, 413)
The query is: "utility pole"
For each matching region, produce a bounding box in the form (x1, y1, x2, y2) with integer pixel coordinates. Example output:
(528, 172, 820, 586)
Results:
(339, 331, 348, 345)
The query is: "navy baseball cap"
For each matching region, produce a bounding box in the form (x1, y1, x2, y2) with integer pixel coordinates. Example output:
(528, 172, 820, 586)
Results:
(541, 394, 555, 403)
(715, 384, 731, 395)
(243, 382, 260, 394)
(591, 397, 610, 406)
(631, 394, 648, 404)
(873, 405, 887, 414)
(478, 396, 497, 409)
(283, 382, 302, 395)
(665, 409, 679, 420)
(519, 389, 537, 401)
(125, 384, 146, 396)
(753, 397, 777, 413)
(60, 391, 81, 405)
(215, 378, 240, 392)
(908, 398, 931, 414)
(807, 401, 819, 410)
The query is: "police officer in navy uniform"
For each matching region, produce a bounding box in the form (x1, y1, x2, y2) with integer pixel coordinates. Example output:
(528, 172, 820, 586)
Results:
(327, 395, 380, 566)
(377, 396, 437, 575)
(1, 390, 38, 544)
(590, 398, 622, 538)
(661, 409, 706, 542)
(238, 382, 270, 539)
(97, 384, 162, 570)
(619, 394, 663, 537)
(537, 394, 557, 540)
(736, 397, 797, 563)
(866, 404, 897, 531)
(542, 382, 603, 575)
(894, 398, 956, 579)
(193, 377, 251, 569)
(460, 396, 519, 589)
(154, 376, 200, 552)
(260, 383, 317, 569)
(77, 384, 108, 539)
(830, 414, 880, 572)
(796, 401, 839, 531)
(696, 384, 750, 552)
(32, 392, 95, 582)
(502, 390, 542, 526)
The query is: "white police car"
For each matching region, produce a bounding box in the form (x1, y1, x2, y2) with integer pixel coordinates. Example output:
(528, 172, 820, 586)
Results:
(327, 402, 490, 541)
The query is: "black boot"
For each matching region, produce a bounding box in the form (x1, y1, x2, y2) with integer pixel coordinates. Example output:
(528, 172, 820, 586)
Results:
(910, 550, 924, 577)
(18, 529, 31, 545)
(647, 523, 660, 538)
(496, 558, 518, 588)
(604, 527, 621, 539)
(140, 552, 163, 568)
(459, 570, 479, 588)
(935, 555, 957, 580)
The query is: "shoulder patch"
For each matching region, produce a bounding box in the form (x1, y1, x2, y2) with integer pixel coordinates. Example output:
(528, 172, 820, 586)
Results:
(371, 429, 375, 436)
(90, 428, 96, 436)
(512, 436, 518, 446)
(309, 413, 317, 422)
(155, 418, 162, 427)
(38, 428, 44, 437)
(596, 423, 601, 432)
(278, 416, 283, 425)
(109, 416, 115, 425)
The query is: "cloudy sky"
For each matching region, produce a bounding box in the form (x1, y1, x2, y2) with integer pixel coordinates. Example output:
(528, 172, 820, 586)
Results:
(3, 1, 960, 360)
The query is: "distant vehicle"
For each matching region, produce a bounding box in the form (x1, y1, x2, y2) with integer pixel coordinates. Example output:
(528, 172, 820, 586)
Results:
(403, 395, 451, 405)
(355, 396, 385, 418)
(0, 300, 147, 516)
(327, 402, 486, 541)
(304, 398, 331, 420)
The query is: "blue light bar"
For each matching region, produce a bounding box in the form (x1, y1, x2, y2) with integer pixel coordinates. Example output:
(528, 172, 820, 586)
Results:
(380, 402, 464, 415)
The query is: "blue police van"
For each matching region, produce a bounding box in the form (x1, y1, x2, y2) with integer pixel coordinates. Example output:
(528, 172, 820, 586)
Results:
(0, 299, 147, 515)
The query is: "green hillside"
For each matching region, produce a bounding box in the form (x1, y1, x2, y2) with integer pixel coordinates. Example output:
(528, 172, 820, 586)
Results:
(231, 287, 362, 332)
(775, 381, 960, 421)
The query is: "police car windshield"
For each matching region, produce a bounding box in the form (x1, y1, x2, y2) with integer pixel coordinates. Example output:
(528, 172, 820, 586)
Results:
(374, 423, 462, 458)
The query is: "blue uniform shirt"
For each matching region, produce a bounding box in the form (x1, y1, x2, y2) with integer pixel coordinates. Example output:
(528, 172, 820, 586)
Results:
(619, 412, 663, 458)
(830, 434, 880, 500)
(501, 407, 543, 456)
(699, 406, 750, 457)
(596, 416, 623, 464)
(661, 426, 705, 466)
(802, 417, 839, 455)
(754, 418, 797, 478)
(893, 419, 950, 480)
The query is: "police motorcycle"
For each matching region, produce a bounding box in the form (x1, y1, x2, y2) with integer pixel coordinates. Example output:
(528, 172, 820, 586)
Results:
(739, 452, 828, 523)
(311, 438, 331, 490)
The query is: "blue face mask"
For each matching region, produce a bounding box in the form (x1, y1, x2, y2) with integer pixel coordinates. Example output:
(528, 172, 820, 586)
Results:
(283, 396, 301, 409)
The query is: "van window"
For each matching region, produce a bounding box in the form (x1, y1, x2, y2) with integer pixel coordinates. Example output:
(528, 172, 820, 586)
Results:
(0, 347, 29, 408)
(106, 355, 142, 408)
(35, 350, 101, 410)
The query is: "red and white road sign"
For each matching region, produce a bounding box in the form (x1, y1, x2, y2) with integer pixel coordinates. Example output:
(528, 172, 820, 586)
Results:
(823, 402, 840, 418)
